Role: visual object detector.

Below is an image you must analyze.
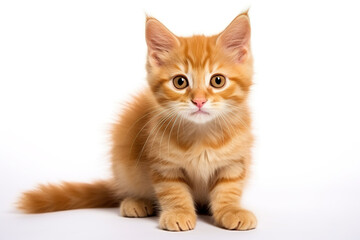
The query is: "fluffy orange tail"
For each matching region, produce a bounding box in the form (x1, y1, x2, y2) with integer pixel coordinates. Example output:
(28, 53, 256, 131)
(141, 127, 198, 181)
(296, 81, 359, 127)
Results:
(17, 180, 119, 213)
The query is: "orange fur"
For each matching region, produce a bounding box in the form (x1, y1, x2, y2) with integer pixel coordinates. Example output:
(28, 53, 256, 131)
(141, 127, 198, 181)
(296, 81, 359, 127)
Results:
(18, 11, 256, 231)
(17, 181, 117, 213)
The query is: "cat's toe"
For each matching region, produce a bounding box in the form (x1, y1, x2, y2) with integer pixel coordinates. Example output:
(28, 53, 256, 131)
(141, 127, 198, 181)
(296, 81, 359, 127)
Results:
(119, 198, 154, 217)
(159, 210, 196, 231)
(214, 208, 257, 230)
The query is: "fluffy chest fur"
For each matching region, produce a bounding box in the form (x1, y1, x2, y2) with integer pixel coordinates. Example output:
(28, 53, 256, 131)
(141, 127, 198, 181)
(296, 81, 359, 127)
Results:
(178, 141, 247, 205)
(182, 148, 226, 204)
(182, 147, 231, 181)
(148, 127, 249, 197)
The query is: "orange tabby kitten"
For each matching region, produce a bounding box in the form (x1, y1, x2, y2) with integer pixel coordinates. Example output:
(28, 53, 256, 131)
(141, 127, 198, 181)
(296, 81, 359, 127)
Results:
(18, 11, 256, 231)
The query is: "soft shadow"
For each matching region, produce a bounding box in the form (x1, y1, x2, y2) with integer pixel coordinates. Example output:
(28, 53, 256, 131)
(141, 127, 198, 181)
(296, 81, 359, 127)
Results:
(198, 214, 214, 226)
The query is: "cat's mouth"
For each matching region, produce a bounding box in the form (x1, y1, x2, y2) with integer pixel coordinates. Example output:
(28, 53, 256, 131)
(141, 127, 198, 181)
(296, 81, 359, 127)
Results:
(191, 109, 210, 115)
(186, 109, 214, 124)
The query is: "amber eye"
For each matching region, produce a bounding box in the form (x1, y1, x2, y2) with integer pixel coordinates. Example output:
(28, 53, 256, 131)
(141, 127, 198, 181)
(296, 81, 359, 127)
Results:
(173, 75, 189, 89)
(210, 75, 226, 88)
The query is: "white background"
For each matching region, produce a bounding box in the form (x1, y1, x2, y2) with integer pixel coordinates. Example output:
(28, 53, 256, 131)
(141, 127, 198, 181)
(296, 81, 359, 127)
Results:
(1, 0, 360, 239)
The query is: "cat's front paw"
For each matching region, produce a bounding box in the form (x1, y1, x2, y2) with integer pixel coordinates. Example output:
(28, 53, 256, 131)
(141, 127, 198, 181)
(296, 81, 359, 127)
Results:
(159, 210, 196, 231)
(213, 208, 257, 230)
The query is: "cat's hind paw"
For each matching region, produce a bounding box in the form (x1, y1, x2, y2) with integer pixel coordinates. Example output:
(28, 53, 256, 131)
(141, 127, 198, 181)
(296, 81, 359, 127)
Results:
(119, 198, 154, 217)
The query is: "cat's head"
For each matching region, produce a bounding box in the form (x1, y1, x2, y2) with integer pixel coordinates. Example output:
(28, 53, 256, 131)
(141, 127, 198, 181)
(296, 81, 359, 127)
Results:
(145, 12, 252, 124)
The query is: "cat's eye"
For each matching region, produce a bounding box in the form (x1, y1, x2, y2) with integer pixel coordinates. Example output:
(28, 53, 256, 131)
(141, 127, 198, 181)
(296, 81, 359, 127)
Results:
(210, 75, 226, 88)
(173, 75, 189, 89)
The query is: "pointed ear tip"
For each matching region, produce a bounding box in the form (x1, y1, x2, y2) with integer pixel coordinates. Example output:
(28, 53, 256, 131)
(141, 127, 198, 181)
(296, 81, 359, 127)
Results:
(145, 15, 160, 26)
(242, 7, 250, 14)
(237, 9, 250, 19)
(145, 17, 160, 32)
(234, 12, 251, 27)
(146, 16, 154, 23)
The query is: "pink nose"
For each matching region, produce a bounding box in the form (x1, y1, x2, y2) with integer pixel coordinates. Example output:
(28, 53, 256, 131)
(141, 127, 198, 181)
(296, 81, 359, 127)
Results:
(191, 98, 207, 108)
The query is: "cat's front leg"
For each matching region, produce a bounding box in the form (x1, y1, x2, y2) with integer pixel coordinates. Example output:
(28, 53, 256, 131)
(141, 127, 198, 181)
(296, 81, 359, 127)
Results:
(151, 169, 196, 231)
(210, 166, 257, 230)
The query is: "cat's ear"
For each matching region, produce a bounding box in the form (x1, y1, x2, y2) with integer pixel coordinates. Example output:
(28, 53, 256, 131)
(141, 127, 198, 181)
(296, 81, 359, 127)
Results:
(216, 13, 251, 63)
(146, 17, 179, 66)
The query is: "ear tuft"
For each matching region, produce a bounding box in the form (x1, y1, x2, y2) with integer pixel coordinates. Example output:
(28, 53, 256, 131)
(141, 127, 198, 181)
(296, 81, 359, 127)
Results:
(216, 13, 251, 62)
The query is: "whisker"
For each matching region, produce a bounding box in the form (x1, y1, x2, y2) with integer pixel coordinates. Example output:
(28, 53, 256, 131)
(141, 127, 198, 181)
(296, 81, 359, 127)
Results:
(149, 109, 177, 154)
(129, 108, 167, 157)
(221, 103, 251, 129)
(135, 109, 177, 166)
(159, 111, 178, 160)
(215, 115, 225, 145)
(219, 112, 237, 136)
(217, 114, 230, 138)
(125, 105, 162, 136)
(167, 113, 181, 157)
(177, 114, 184, 145)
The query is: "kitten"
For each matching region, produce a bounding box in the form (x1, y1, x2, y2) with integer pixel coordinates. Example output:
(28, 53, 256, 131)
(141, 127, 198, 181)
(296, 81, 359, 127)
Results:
(18, 11, 256, 231)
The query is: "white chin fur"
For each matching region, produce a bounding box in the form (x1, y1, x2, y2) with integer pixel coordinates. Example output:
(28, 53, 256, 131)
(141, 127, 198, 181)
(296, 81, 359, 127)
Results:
(185, 112, 214, 124)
